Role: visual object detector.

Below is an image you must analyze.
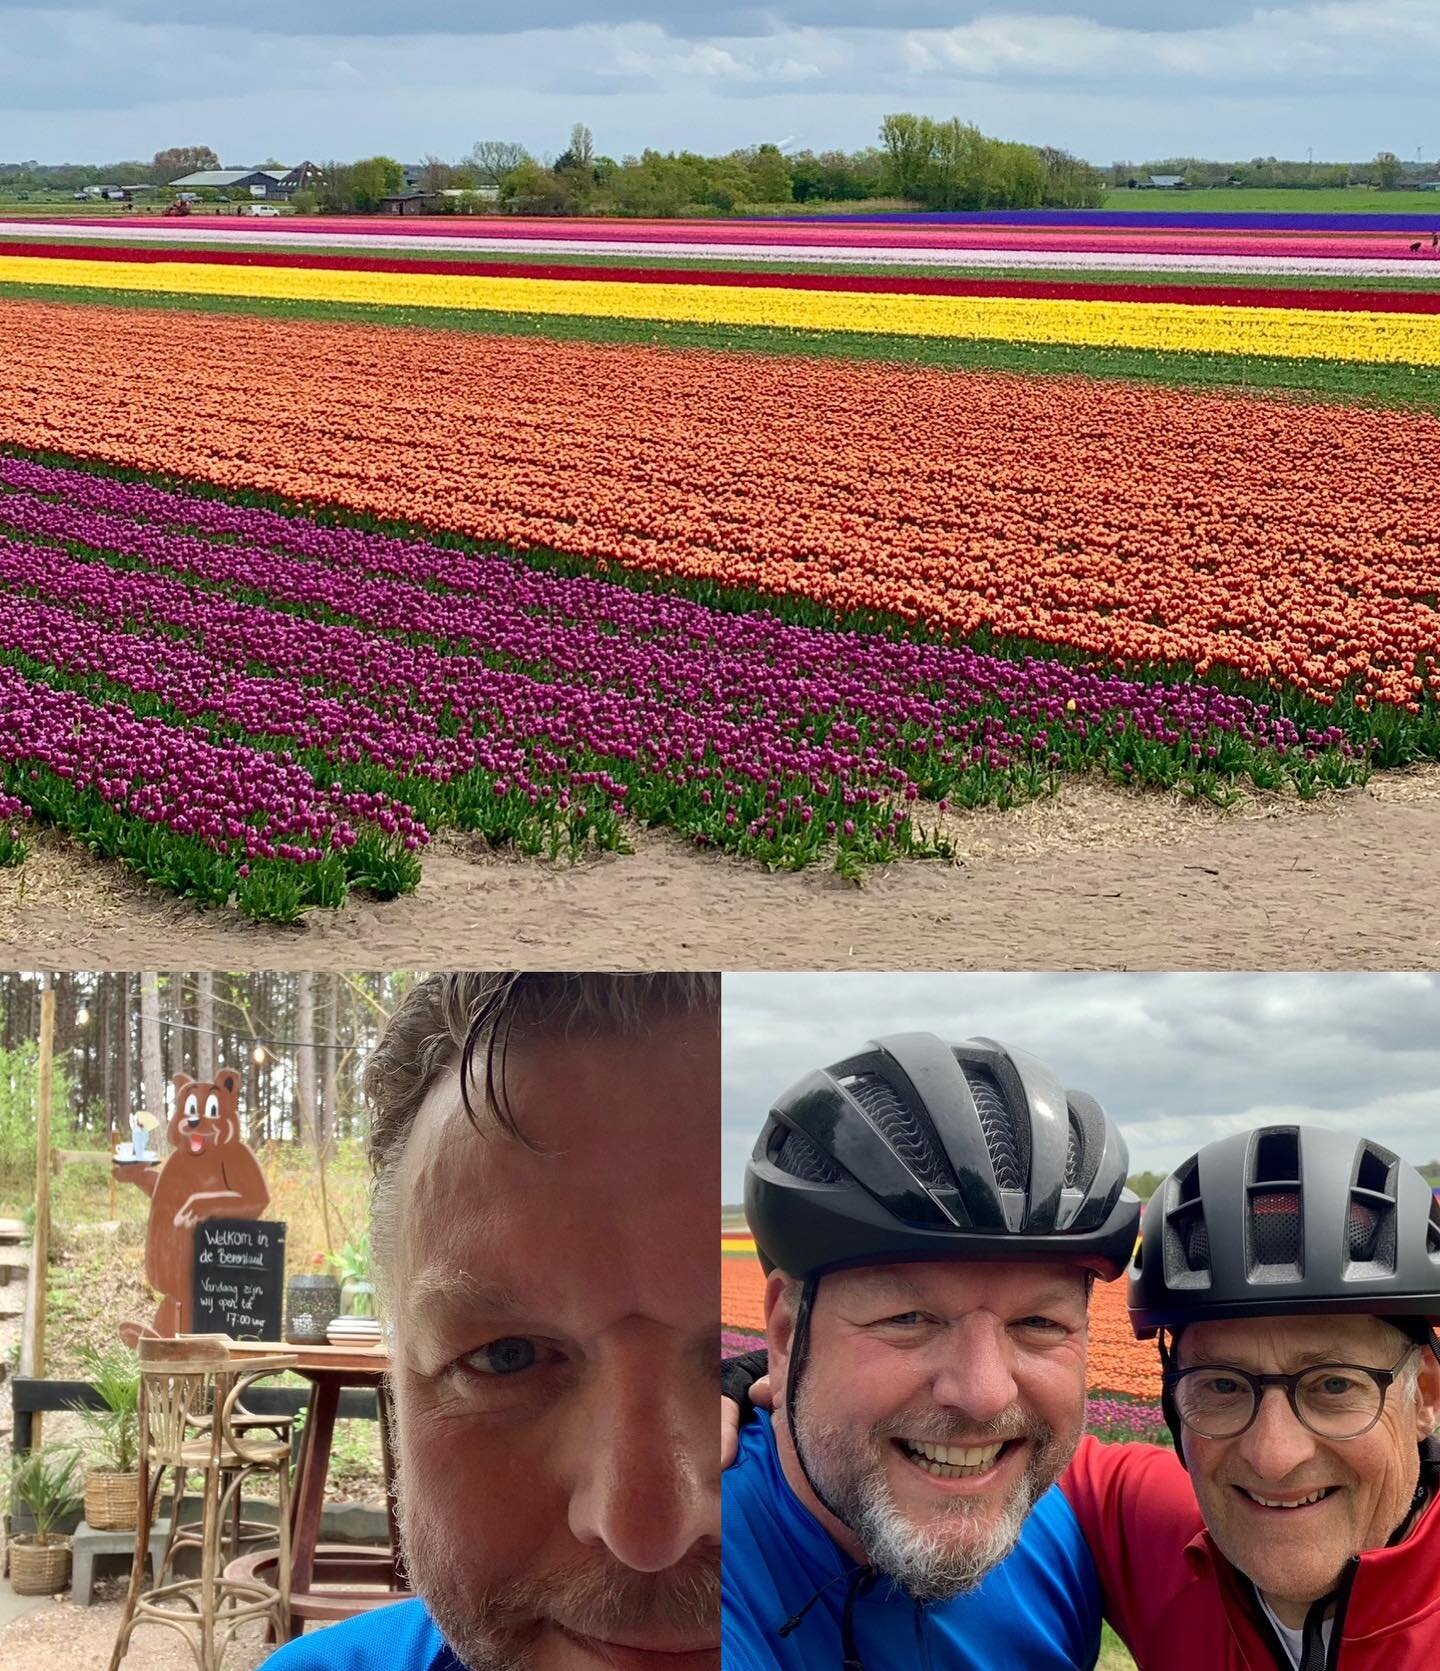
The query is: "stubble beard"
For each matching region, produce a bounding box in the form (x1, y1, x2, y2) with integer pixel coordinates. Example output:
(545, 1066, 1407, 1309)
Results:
(791, 1394, 1078, 1603)
(393, 1438, 719, 1671)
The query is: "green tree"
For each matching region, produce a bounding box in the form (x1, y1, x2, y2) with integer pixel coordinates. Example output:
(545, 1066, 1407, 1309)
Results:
(347, 156, 405, 211)
(469, 140, 530, 190)
(744, 143, 793, 203)
(151, 145, 219, 184)
(880, 113, 933, 201)
(1373, 150, 1403, 190)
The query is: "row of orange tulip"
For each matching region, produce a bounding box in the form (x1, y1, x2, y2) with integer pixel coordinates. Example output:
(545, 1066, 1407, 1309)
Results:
(3, 300, 1436, 709)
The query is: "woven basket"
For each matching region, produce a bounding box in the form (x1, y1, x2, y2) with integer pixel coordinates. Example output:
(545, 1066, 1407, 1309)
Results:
(9, 1536, 72, 1596)
(84, 1469, 140, 1532)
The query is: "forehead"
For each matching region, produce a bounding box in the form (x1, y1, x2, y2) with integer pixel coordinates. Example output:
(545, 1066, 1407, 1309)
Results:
(825, 1258, 1089, 1312)
(1181, 1313, 1400, 1368)
(391, 1015, 717, 1338)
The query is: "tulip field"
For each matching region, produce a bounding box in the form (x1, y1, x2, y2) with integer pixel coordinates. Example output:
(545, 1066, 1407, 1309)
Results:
(720, 1229, 1167, 1442)
(0, 208, 1437, 919)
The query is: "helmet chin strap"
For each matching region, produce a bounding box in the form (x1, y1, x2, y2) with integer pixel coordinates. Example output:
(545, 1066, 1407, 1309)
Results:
(785, 1274, 862, 1532)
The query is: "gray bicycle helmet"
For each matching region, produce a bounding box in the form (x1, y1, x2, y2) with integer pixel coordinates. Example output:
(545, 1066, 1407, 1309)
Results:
(1130, 1126, 1440, 1463)
(1129, 1126, 1440, 1336)
(746, 1032, 1139, 1282)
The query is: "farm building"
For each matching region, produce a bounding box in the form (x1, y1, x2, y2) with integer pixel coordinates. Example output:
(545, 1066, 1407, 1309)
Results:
(379, 192, 444, 215)
(167, 163, 323, 199)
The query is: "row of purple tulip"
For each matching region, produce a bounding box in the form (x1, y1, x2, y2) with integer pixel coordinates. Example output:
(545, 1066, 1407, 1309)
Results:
(0, 453, 1360, 895)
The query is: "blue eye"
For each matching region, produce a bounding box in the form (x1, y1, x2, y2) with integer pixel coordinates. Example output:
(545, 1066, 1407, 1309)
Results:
(469, 1337, 537, 1375)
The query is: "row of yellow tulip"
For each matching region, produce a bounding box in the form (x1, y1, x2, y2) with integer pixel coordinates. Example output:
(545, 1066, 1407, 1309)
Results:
(3, 252, 1440, 366)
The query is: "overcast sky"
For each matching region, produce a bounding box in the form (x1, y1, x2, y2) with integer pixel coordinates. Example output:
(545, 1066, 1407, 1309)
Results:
(2, 2, 1436, 166)
(721, 972, 1440, 1203)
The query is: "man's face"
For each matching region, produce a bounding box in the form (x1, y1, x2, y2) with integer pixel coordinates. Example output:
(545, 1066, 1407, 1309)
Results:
(766, 1259, 1090, 1600)
(1179, 1315, 1440, 1623)
(389, 1016, 720, 1671)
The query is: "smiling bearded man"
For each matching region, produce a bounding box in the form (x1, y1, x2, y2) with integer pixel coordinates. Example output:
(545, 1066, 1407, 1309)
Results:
(721, 1032, 1140, 1671)
(266, 972, 721, 1671)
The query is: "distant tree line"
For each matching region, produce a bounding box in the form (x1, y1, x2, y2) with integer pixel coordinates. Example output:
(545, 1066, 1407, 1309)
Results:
(5, 132, 1434, 212)
(1106, 152, 1428, 191)
(0, 971, 412, 1193)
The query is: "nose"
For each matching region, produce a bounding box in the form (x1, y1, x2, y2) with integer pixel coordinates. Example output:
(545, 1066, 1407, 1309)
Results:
(929, 1313, 1019, 1424)
(1234, 1384, 1321, 1481)
(566, 1343, 719, 1572)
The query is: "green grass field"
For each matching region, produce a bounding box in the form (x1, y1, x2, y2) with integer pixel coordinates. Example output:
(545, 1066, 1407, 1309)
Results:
(1100, 187, 1440, 214)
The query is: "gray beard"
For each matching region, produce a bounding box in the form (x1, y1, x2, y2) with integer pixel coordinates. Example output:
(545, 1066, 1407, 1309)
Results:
(791, 1398, 1074, 1603)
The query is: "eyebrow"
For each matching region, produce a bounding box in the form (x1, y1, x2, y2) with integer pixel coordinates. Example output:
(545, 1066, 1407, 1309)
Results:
(407, 1267, 530, 1325)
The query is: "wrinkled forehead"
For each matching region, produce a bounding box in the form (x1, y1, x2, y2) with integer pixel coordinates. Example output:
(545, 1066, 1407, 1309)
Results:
(822, 1258, 1090, 1314)
(1178, 1312, 1405, 1370)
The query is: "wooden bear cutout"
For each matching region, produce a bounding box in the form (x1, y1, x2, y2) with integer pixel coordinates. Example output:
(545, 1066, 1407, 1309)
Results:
(116, 1068, 270, 1347)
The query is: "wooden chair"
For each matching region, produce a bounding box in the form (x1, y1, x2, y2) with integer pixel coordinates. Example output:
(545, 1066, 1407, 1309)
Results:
(108, 1337, 298, 1671)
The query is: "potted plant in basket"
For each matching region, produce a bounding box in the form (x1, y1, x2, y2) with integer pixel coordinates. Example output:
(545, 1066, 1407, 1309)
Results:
(68, 1342, 141, 1531)
(5, 1445, 82, 1594)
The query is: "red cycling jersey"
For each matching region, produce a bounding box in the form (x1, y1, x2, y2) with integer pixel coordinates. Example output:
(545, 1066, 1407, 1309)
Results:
(1061, 1433, 1440, 1670)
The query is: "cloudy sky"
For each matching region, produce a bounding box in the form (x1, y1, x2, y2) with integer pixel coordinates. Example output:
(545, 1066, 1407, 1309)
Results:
(2, 1, 1436, 167)
(721, 972, 1440, 1202)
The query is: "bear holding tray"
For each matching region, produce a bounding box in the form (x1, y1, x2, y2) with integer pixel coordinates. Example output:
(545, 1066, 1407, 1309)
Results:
(113, 1069, 271, 1346)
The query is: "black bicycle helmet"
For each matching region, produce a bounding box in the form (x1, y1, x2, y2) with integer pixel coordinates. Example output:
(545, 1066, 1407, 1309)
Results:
(745, 1032, 1139, 1282)
(1129, 1125, 1440, 1337)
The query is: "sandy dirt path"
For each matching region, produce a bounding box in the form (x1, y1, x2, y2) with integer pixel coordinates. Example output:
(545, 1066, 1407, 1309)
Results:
(0, 770, 1435, 971)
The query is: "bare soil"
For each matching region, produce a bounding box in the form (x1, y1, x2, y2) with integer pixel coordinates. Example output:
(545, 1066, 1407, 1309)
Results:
(0, 768, 1436, 971)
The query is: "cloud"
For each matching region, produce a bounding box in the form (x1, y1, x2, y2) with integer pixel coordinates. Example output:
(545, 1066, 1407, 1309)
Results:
(1, 2, 1435, 164)
(721, 973, 1440, 1200)
(0, 2, 1316, 40)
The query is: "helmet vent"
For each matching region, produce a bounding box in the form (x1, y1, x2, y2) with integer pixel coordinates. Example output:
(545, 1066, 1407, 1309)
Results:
(1249, 1189, 1302, 1268)
(841, 1072, 955, 1194)
(962, 1064, 1028, 1192)
(1063, 1114, 1082, 1189)
(1253, 1130, 1299, 1186)
(1346, 1143, 1398, 1275)
(771, 1126, 844, 1186)
(1162, 1156, 1212, 1289)
(1243, 1131, 1304, 1282)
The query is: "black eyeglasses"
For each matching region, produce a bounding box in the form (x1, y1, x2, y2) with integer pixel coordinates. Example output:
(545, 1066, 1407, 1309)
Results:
(1164, 1348, 1417, 1440)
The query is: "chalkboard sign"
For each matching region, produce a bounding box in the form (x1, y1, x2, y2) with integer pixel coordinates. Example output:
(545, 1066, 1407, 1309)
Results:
(190, 1219, 286, 1342)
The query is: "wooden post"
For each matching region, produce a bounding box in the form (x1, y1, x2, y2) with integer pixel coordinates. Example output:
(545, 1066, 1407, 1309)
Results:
(21, 986, 56, 1445)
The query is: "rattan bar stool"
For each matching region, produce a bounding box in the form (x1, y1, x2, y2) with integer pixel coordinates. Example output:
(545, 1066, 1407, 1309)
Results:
(153, 1382, 297, 1592)
(108, 1337, 298, 1671)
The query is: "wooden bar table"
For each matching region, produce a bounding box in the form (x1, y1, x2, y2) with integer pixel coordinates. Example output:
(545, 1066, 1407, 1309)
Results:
(224, 1339, 413, 1641)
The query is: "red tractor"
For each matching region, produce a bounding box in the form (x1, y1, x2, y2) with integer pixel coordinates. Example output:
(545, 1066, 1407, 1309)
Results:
(162, 199, 192, 217)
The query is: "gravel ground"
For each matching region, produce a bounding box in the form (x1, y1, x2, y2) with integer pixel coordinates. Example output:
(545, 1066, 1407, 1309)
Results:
(0, 1585, 282, 1669)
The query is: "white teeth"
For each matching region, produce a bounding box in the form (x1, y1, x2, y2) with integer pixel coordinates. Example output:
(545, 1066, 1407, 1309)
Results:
(900, 1439, 1005, 1476)
(1245, 1487, 1330, 1509)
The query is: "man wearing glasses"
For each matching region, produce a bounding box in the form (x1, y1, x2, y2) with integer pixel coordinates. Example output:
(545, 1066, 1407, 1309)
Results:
(1067, 1124, 1440, 1669)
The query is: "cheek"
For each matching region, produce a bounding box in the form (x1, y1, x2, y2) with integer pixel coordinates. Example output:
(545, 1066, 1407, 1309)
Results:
(1017, 1351, 1087, 1435)
(806, 1341, 928, 1426)
(399, 1386, 565, 1575)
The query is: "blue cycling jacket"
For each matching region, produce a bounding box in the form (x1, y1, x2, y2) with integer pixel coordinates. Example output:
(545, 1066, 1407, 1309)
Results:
(262, 1598, 463, 1670)
(723, 1411, 1102, 1671)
